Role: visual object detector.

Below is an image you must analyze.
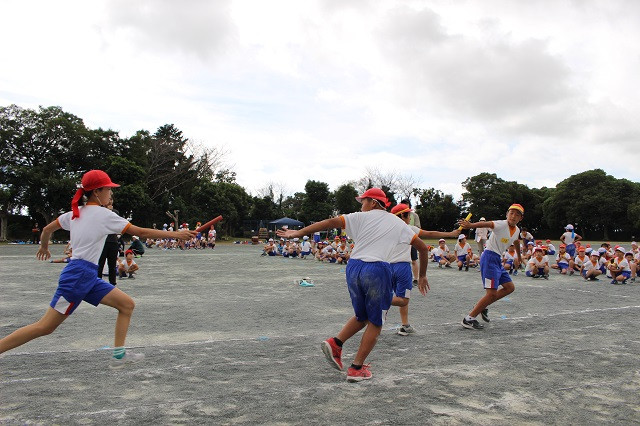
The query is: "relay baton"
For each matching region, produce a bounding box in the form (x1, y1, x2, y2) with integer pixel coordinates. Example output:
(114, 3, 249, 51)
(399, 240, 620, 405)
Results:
(458, 213, 472, 230)
(195, 215, 223, 233)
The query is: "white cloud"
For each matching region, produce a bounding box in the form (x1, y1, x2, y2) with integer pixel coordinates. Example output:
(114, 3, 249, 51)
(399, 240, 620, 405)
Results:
(0, 0, 638, 201)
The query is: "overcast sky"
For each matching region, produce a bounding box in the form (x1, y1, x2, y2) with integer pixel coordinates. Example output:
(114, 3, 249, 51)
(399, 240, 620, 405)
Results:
(1, 0, 638, 199)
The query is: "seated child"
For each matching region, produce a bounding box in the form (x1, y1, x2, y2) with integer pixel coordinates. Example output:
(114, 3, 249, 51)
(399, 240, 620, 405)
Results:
(581, 251, 602, 281)
(546, 240, 556, 255)
(526, 247, 549, 278)
(609, 247, 631, 284)
(454, 234, 472, 271)
(433, 239, 452, 268)
(570, 247, 589, 275)
(299, 236, 312, 258)
(336, 239, 350, 264)
(117, 249, 139, 279)
(502, 244, 518, 275)
(551, 244, 571, 274)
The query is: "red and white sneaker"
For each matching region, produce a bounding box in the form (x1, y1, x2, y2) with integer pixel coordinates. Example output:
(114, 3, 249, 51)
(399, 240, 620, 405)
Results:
(346, 364, 372, 382)
(321, 338, 343, 370)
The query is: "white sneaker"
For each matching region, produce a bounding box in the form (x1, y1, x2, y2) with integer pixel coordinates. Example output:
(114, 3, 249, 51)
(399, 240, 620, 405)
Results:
(109, 351, 145, 370)
(397, 325, 416, 336)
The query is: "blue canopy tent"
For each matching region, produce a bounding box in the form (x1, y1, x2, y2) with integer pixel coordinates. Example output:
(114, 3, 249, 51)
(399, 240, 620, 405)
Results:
(269, 217, 305, 230)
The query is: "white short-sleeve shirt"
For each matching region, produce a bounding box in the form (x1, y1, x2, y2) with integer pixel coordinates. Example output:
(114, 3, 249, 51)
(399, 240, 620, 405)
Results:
(484, 220, 520, 255)
(343, 210, 417, 263)
(57, 204, 130, 265)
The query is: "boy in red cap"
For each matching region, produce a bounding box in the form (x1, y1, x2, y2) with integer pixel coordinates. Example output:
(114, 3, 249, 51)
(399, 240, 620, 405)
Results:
(277, 188, 430, 382)
(458, 204, 524, 330)
(389, 203, 459, 335)
(0, 170, 196, 368)
(117, 249, 139, 279)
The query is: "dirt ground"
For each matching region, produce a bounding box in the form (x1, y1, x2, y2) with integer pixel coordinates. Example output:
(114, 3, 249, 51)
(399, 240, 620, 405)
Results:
(1, 243, 639, 425)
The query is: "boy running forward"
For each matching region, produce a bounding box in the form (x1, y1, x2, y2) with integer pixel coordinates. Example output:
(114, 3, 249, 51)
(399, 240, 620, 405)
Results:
(389, 203, 459, 336)
(458, 204, 524, 330)
(0, 170, 196, 368)
(277, 188, 429, 382)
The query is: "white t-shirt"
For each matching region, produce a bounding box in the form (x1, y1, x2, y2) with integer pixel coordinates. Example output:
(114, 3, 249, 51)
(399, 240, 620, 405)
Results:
(583, 258, 600, 272)
(503, 251, 516, 262)
(561, 232, 576, 245)
(342, 210, 417, 263)
(613, 257, 631, 272)
(475, 227, 489, 242)
(119, 258, 137, 272)
(547, 243, 556, 252)
(300, 241, 311, 252)
(526, 256, 548, 272)
(573, 254, 588, 268)
(556, 252, 571, 264)
(57, 204, 130, 265)
(454, 242, 471, 257)
(433, 245, 450, 258)
(388, 225, 420, 263)
(484, 220, 520, 256)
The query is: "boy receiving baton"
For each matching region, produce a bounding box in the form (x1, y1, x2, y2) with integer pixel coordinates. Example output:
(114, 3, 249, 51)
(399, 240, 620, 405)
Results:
(458, 204, 524, 330)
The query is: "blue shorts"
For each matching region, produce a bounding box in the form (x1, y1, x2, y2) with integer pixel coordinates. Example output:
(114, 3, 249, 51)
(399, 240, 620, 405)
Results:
(313, 234, 321, 243)
(457, 255, 468, 262)
(480, 251, 512, 289)
(391, 262, 413, 299)
(504, 259, 514, 266)
(526, 271, 534, 277)
(565, 244, 576, 257)
(558, 262, 569, 270)
(268, 251, 277, 256)
(434, 256, 442, 262)
(346, 259, 392, 326)
(547, 250, 556, 255)
(620, 271, 631, 279)
(301, 250, 311, 256)
(50, 259, 115, 315)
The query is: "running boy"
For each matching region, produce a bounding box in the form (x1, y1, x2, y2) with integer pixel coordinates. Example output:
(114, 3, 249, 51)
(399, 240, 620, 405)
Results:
(0, 170, 195, 368)
(458, 203, 524, 330)
(277, 188, 429, 382)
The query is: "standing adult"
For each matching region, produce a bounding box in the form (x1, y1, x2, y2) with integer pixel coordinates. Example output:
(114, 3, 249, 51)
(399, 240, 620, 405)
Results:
(98, 196, 119, 286)
(475, 217, 489, 255)
(31, 223, 40, 244)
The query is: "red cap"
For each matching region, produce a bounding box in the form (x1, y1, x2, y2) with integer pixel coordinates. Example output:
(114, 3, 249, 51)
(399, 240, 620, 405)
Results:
(355, 188, 390, 208)
(560, 244, 566, 248)
(71, 170, 119, 219)
(125, 249, 134, 255)
(508, 203, 524, 214)
(391, 203, 412, 215)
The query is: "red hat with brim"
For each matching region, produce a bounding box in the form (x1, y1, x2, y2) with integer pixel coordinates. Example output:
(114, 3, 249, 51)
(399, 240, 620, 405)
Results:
(391, 203, 412, 215)
(72, 170, 120, 219)
(355, 187, 390, 208)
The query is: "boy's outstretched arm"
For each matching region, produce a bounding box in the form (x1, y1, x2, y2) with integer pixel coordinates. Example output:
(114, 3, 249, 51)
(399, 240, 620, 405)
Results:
(126, 225, 196, 241)
(418, 228, 461, 239)
(276, 217, 344, 239)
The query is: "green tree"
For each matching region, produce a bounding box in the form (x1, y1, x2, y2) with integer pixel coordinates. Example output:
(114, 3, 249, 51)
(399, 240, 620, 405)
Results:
(300, 180, 333, 223)
(415, 188, 460, 231)
(333, 184, 360, 214)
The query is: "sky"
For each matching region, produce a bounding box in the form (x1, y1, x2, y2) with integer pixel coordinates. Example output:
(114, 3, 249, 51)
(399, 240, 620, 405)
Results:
(1, 0, 639, 199)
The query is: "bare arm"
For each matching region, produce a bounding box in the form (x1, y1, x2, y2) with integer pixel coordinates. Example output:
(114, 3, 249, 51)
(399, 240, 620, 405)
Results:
(276, 217, 344, 239)
(514, 239, 522, 264)
(418, 228, 461, 239)
(126, 224, 196, 241)
(37, 220, 62, 260)
(458, 220, 494, 230)
(410, 236, 430, 296)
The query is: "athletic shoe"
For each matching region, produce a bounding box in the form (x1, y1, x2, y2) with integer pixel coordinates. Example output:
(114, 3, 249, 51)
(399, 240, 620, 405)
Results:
(513, 269, 518, 276)
(109, 351, 145, 370)
(569, 270, 574, 275)
(321, 338, 343, 370)
(480, 309, 490, 323)
(445, 264, 452, 268)
(465, 264, 469, 271)
(438, 264, 442, 268)
(412, 279, 418, 285)
(543, 274, 549, 280)
(346, 364, 372, 382)
(610, 279, 617, 284)
(589, 277, 599, 281)
(397, 325, 416, 336)
(461, 317, 484, 330)
(128, 273, 135, 279)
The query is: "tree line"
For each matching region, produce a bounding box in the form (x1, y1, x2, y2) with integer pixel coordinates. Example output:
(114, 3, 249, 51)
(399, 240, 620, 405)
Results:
(1, 104, 639, 241)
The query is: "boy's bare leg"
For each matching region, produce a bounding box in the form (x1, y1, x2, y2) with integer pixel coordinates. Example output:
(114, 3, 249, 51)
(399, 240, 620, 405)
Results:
(352, 323, 382, 365)
(0, 308, 66, 353)
(469, 282, 515, 317)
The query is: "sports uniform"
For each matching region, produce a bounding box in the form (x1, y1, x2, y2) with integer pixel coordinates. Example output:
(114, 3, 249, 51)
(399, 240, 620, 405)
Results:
(480, 220, 520, 289)
(51, 204, 130, 315)
(388, 224, 420, 300)
(341, 210, 417, 326)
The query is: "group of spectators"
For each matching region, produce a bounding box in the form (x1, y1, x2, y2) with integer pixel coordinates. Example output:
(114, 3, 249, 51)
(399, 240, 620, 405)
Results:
(145, 222, 216, 250)
(262, 233, 352, 264)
